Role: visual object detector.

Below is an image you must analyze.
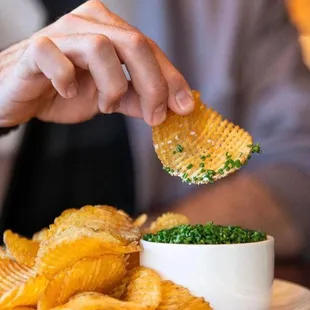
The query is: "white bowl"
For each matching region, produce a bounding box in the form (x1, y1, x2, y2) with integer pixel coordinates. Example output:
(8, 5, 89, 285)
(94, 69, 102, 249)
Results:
(140, 237, 274, 310)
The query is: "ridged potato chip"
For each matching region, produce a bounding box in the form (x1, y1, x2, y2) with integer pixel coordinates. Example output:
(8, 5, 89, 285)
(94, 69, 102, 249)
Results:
(11, 307, 36, 310)
(157, 281, 212, 310)
(51, 292, 147, 310)
(152, 90, 253, 184)
(133, 214, 148, 228)
(0, 271, 48, 309)
(148, 213, 189, 234)
(108, 276, 129, 300)
(0, 258, 36, 295)
(0, 246, 7, 258)
(32, 228, 49, 242)
(4, 230, 40, 268)
(38, 254, 127, 310)
(45, 205, 140, 243)
(124, 267, 162, 309)
(36, 226, 139, 278)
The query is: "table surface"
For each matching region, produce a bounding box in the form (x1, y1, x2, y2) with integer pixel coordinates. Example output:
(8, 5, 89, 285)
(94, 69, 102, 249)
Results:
(275, 261, 310, 289)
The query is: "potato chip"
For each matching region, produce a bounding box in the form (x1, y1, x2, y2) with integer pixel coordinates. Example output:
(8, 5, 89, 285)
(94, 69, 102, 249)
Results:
(133, 214, 148, 228)
(0, 246, 7, 258)
(45, 205, 140, 243)
(0, 268, 47, 309)
(152, 90, 253, 184)
(51, 292, 147, 310)
(4, 230, 39, 268)
(36, 226, 139, 278)
(0, 258, 36, 295)
(157, 281, 212, 310)
(148, 213, 189, 234)
(108, 276, 129, 300)
(124, 267, 162, 309)
(32, 228, 49, 242)
(38, 255, 127, 310)
(126, 252, 140, 271)
(12, 307, 36, 310)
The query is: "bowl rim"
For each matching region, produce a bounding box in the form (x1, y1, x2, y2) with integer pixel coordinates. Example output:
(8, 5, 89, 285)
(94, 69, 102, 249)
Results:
(140, 235, 274, 248)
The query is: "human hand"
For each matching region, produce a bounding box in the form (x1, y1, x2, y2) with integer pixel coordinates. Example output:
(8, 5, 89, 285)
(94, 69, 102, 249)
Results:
(0, 0, 194, 127)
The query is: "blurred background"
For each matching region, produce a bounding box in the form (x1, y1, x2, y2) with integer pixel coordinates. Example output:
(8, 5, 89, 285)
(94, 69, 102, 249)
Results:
(0, 0, 310, 288)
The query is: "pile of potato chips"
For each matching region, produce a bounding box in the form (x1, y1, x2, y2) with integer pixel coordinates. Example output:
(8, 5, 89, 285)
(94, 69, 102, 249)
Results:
(0, 205, 212, 309)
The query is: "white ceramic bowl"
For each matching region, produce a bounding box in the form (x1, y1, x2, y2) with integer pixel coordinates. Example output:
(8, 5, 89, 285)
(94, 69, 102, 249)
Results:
(140, 237, 274, 310)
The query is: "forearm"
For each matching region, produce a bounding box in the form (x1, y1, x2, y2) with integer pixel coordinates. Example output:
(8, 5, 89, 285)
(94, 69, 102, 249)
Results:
(168, 169, 306, 259)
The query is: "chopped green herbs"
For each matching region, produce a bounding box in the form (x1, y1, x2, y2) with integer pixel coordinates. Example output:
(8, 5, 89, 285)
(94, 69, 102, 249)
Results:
(248, 143, 262, 154)
(182, 173, 188, 179)
(162, 143, 262, 184)
(187, 164, 193, 169)
(143, 222, 267, 245)
(175, 144, 184, 153)
(163, 166, 171, 173)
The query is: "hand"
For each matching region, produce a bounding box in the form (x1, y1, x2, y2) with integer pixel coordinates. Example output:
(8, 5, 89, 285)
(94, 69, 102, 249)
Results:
(0, 0, 194, 127)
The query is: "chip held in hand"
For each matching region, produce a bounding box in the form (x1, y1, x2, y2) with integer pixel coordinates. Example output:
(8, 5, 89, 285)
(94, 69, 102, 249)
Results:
(152, 90, 260, 184)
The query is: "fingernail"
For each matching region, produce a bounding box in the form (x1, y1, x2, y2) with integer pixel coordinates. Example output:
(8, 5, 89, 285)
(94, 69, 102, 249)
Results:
(176, 89, 194, 112)
(67, 82, 78, 98)
(152, 103, 167, 125)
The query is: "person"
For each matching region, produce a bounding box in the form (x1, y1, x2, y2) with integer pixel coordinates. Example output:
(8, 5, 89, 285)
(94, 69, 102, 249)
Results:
(0, 0, 309, 260)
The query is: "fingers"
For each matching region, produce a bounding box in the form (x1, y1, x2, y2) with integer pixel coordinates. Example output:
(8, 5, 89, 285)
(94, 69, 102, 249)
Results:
(32, 0, 195, 125)
(71, 1, 194, 116)
(148, 40, 195, 116)
(57, 15, 169, 126)
(15, 36, 77, 100)
(51, 33, 128, 114)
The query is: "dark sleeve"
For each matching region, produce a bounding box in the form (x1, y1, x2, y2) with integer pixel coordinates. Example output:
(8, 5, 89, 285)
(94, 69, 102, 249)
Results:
(0, 126, 19, 137)
(239, 1, 310, 255)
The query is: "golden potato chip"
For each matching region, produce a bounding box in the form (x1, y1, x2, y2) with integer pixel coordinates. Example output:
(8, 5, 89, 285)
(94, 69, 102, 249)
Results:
(12, 307, 36, 310)
(133, 214, 148, 228)
(0, 246, 7, 258)
(124, 267, 162, 309)
(126, 252, 140, 271)
(157, 280, 212, 310)
(45, 205, 140, 243)
(148, 213, 189, 234)
(36, 226, 139, 278)
(0, 258, 36, 295)
(51, 292, 147, 310)
(38, 255, 127, 310)
(108, 276, 129, 300)
(0, 271, 48, 309)
(32, 228, 49, 242)
(152, 90, 253, 184)
(4, 230, 39, 268)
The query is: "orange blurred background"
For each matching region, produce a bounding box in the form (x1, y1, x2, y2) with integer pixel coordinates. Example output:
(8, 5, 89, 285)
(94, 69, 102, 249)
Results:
(288, 0, 310, 67)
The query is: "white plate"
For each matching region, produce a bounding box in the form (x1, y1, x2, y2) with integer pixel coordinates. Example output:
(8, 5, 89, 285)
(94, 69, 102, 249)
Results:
(271, 279, 310, 310)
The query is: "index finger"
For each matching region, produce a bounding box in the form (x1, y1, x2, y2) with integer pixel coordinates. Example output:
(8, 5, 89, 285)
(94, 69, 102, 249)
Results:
(72, 1, 195, 116)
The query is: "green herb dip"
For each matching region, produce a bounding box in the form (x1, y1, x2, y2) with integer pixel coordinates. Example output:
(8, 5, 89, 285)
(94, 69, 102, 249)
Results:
(143, 222, 267, 245)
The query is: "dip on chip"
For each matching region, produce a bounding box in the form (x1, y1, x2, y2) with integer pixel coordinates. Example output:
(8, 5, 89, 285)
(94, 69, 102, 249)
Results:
(152, 90, 261, 184)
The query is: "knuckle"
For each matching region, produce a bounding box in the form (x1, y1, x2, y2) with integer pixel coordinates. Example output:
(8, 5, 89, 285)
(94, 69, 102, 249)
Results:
(104, 81, 128, 103)
(128, 32, 148, 50)
(85, 0, 107, 11)
(57, 13, 79, 27)
(29, 36, 52, 56)
(87, 34, 110, 55)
